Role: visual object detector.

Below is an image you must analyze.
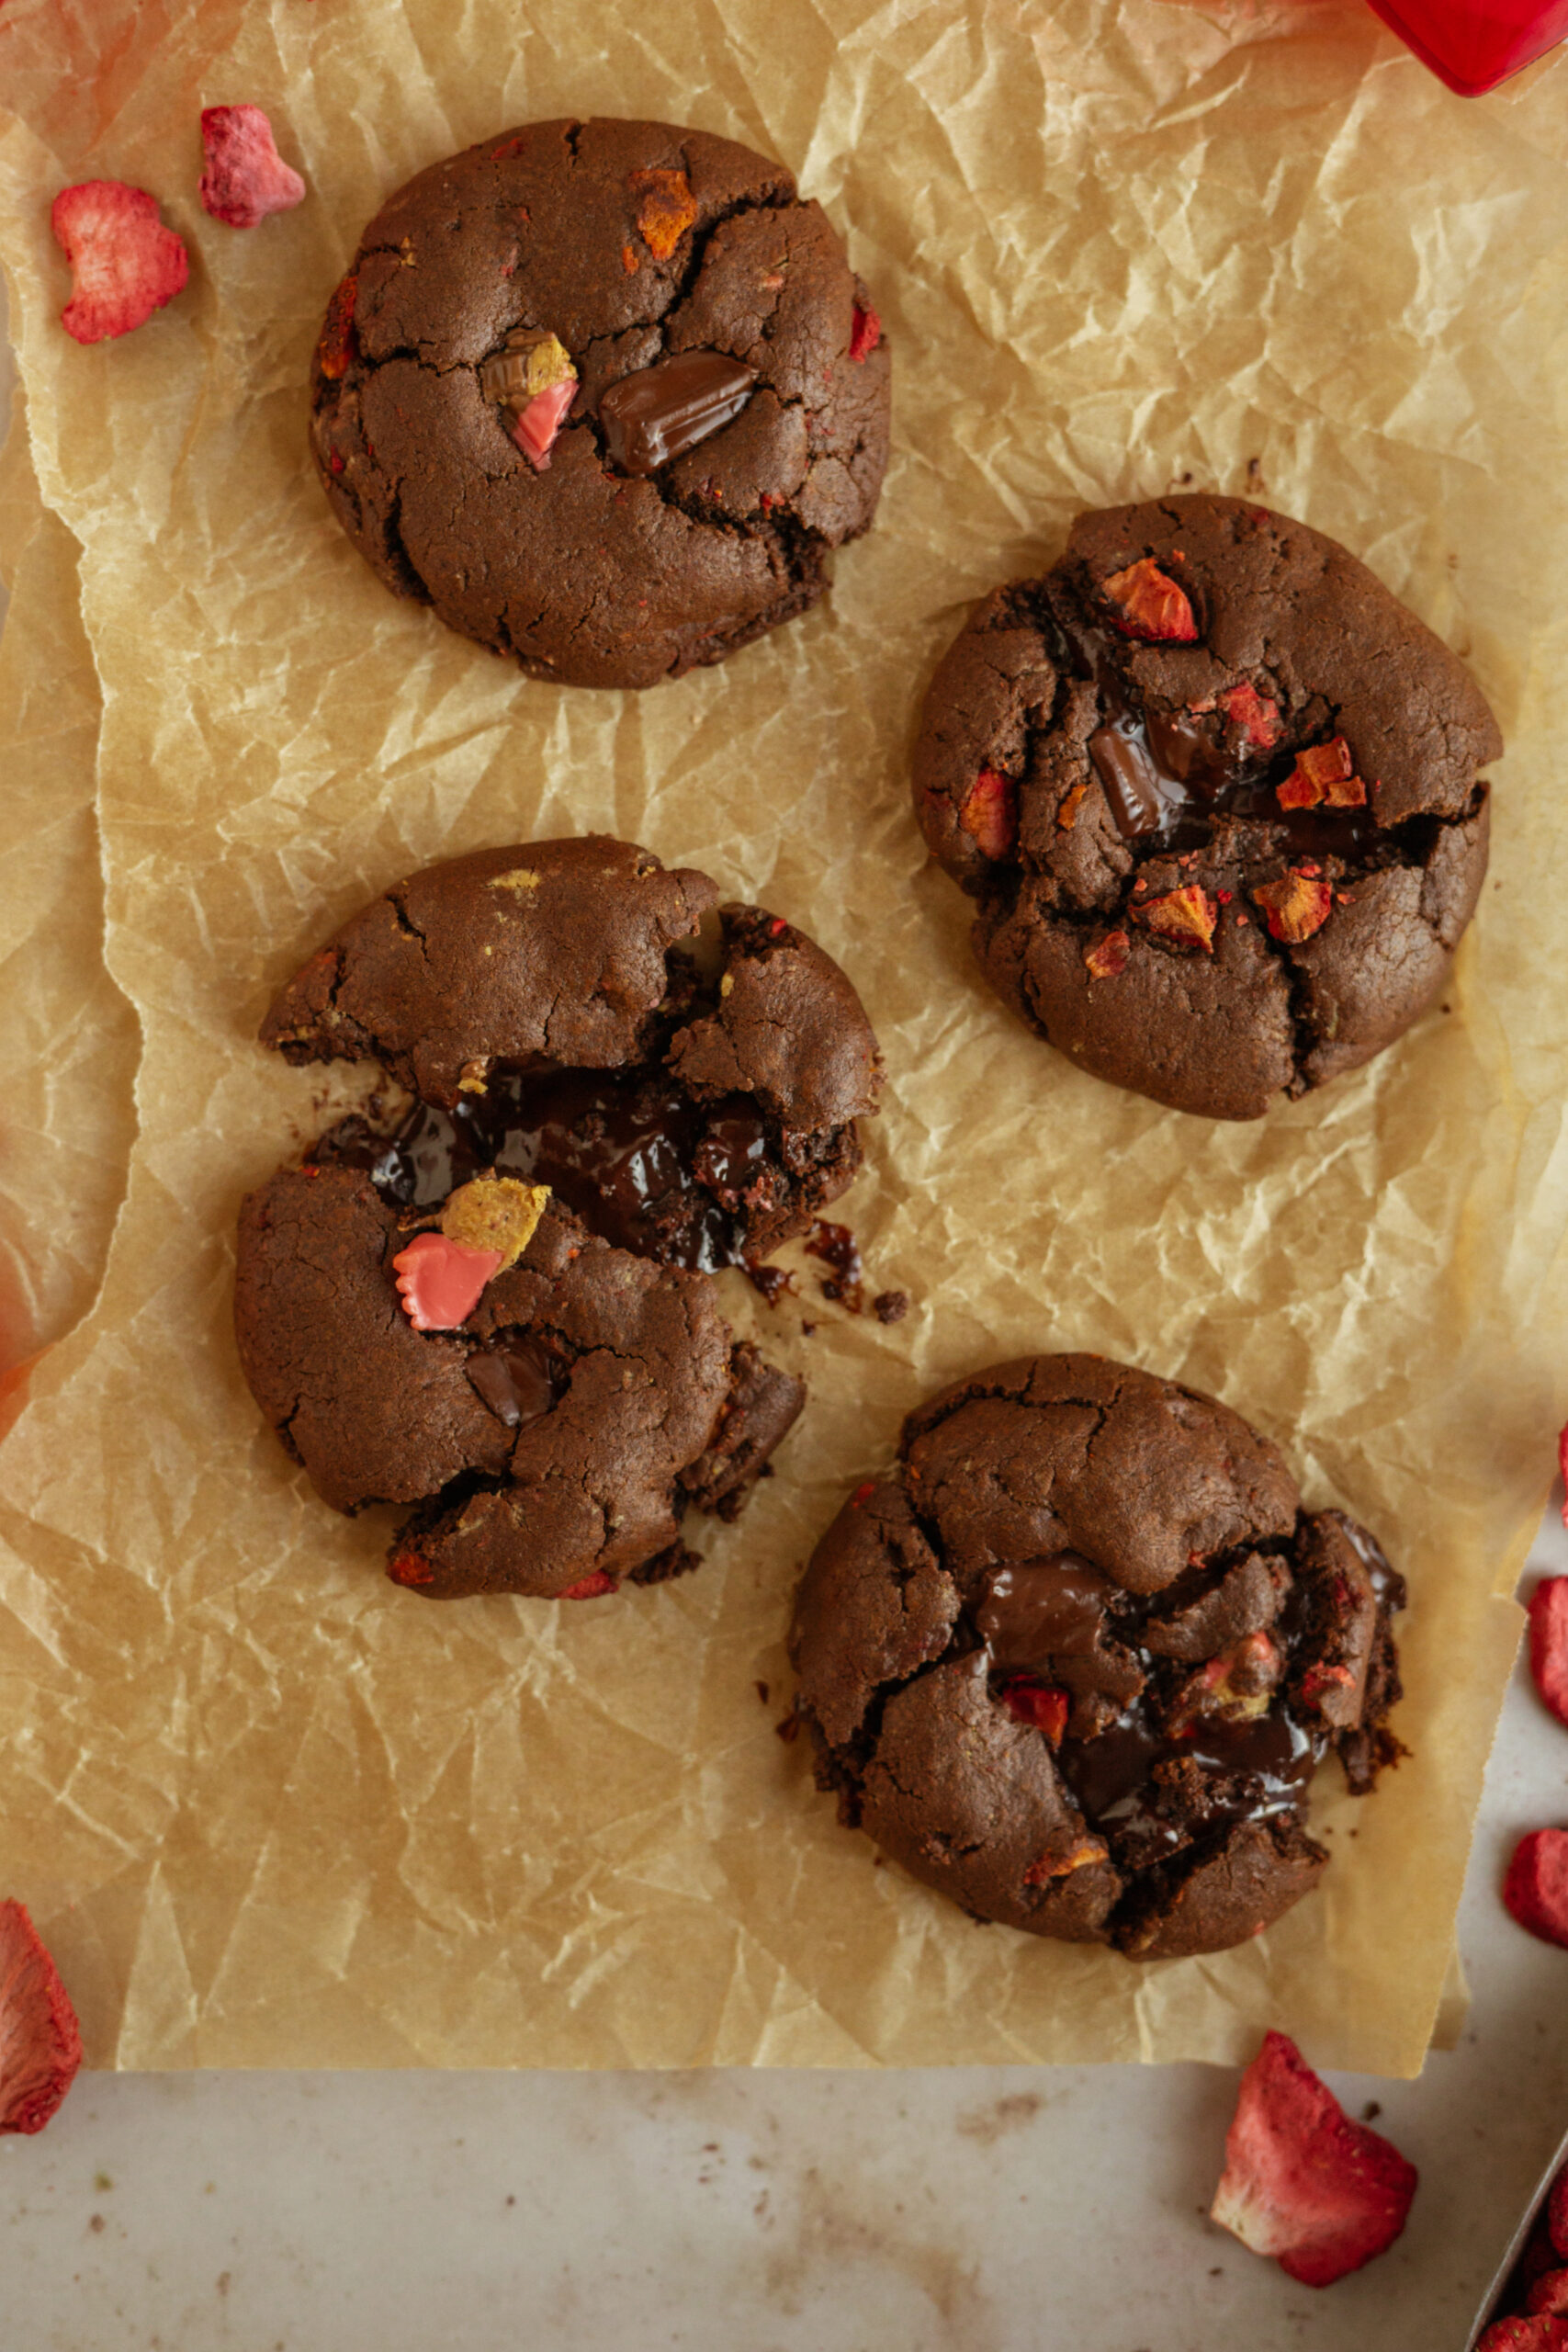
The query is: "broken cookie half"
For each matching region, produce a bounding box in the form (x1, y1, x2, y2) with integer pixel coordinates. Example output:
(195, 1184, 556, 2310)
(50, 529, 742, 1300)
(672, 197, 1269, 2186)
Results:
(787, 1351, 1404, 1960)
(234, 835, 884, 1600)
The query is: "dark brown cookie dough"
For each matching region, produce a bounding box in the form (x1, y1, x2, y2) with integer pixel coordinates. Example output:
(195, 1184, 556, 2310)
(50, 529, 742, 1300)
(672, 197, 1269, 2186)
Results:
(788, 1353, 1404, 1961)
(311, 118, 891, 690)
(235, 836, 884, 1599)
(914, 496, 1499, 1119)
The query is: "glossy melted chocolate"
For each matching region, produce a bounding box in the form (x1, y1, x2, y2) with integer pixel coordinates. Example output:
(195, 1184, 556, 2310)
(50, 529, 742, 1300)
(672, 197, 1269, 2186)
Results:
(977, 1550, 1326, 1861)
(599, 351, 757, 476)
(314, 1066, 771, 1272)
(1043, 594, 1378, 862)
(466, 1331, 561, 1429)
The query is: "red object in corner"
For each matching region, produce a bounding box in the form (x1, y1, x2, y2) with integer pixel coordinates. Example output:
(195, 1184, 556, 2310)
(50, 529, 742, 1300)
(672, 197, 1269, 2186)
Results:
(1362, 0, 1568, 95)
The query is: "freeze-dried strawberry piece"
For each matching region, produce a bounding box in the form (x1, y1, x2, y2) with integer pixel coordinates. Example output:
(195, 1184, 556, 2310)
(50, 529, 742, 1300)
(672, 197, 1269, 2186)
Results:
(391, 1231, 502, 1330)
(388, 1550, 434, 1587)
(849, 303, 882, 361)
(1217, 682, 1282, 749)
(1023, 1836, 1107, 1885)
(559, 1571, 617, 1600)
(51, 180, 188, 345)
(1278, 736, 1368, 812)
(318, 271, 358, 380)
(0, 1900, 83, 2136)
(1254, 870, 1334, 944)
(959, 769, 1018, 861)
(1529, 2272, 1568, 2319)
(1478, 2324, 1568, 2350)
(1551, 2165, 1568, 2259)
(511, 378, 576, 471)
(1140, 883, 1216, 953)
(1084, 929, 1131, 980)
(1210, 2030, 1417, 2287)
(199, 106, 307, 228)
(1504, 1829, 1568, 1950)
(1531, 1578, 1568, 1728)
(1100, 557, 1199, 643)
(1000, 1679, 1069, 1744)
(630, 166, 696, 260)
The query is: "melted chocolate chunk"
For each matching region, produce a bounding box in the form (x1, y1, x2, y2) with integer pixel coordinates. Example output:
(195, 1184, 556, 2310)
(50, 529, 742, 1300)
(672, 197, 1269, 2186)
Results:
(313, 1067, 770, 1272)
(976, 1547, 1328, 1861)
(976, 1553, 1113, 1668)
(1337, 1512, 1404, 1610)
(466, 1330, 561, 1429)
(599, 351, 757, 476)
(1047, 590, 1378, 861)
(1058, 1702, 1321, 1864)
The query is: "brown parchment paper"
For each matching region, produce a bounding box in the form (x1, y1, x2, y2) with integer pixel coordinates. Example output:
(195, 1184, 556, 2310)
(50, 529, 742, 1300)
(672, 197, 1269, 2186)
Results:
(0, 388, 136, 1408)
(2, 0, 1566, 2078)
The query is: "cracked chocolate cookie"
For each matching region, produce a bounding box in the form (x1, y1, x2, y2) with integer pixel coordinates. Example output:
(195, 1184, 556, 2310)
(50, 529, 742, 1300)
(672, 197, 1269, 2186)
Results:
(788, 1353, 1404, 1961)
(914, 496, 1499, 1120)
(234, 835, 885, 1599)
(311, 117, 891, 690)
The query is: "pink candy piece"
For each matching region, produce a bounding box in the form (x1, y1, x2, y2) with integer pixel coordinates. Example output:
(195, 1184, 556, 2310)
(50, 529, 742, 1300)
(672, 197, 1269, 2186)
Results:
(199, 106, 307, 229)
(512, 378, 577, 471)
(559, 1572, 618, 1600)
(849, 302, 882, 362)
(391, 1232, 502, 1330)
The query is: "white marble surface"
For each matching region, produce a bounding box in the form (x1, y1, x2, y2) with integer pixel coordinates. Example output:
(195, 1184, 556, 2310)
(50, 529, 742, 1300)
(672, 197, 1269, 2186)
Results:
(1, 1497, 1562, 2352)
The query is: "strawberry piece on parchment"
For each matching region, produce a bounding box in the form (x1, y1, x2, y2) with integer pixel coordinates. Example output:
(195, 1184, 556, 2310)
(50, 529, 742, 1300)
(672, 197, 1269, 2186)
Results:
(199, 106, 307, 228)
(1504, 1829, 1568, 1950)
(1531, 1577, 1568, 1729)
(51, 180, 188, 344)
(1210, 2030, 1417, 2287)
(0, 1899, 83, 2135)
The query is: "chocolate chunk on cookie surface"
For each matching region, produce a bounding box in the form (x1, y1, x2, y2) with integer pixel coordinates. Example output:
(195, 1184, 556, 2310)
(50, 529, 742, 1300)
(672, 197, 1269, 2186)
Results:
(311, 118, 891, 690)
(236, 836, 883, 1599)
(788, 1353, 1404, 1960)
(913, 495, 1499, 1119)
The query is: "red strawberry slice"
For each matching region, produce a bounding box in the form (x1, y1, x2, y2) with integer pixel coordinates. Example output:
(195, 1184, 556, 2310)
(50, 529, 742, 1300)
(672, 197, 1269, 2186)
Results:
(1550, 2164, 1568, 2259)
(558, 1571, 617, 1600)
(199, 106, 307, 228)
(1528, 2271, 1568, 2318)
(1504, 1829, 1568, 1949)
(1478, 2323, 1568, 2349)
(0, 1900, 83, 2135)
(52, 181, 188, 345)
(1529, 1578, 1568, 1728)
(1210, 2030, 1417, 2287)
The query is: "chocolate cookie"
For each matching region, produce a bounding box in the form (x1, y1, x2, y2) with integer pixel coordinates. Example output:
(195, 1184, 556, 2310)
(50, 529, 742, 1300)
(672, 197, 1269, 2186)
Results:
(311, 118, 891, 690)
(789, 1353, 1404, 1961)
(914, 496, 1499, 1119)
(234, 836, 885, 1599)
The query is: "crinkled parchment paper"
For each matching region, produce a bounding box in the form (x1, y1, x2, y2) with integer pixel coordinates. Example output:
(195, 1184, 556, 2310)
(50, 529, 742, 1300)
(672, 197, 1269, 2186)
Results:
(1, 0, 1566, 2076)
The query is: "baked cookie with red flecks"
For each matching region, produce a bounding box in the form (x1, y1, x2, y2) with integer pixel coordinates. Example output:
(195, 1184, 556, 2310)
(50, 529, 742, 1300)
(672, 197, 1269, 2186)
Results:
(311, 117, 890, 689)
(234, 836, 884, 1600)
(913, 495, 1499, 1119)
(788, 1352, 1404, 1960)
